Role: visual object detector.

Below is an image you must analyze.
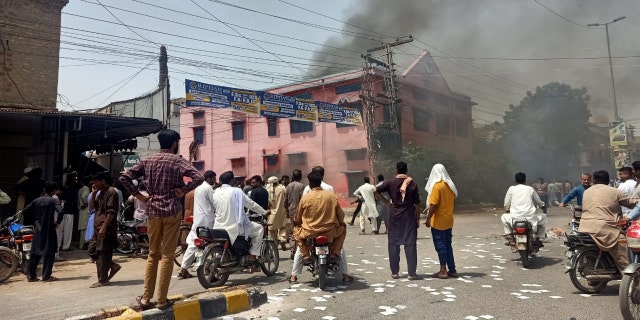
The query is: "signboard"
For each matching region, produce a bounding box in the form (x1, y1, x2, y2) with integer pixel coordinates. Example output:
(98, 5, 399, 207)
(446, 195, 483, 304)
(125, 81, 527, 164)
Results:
(185, 79, 362, 125)
(614, 149, 628, 168)
(260, 93, 317, 122)
(609, 121, 627, 146)
(317, 102, 363, 125)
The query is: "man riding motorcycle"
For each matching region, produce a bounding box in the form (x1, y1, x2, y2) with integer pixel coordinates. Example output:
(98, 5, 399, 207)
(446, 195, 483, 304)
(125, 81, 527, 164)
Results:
(501, 172, 546, 246)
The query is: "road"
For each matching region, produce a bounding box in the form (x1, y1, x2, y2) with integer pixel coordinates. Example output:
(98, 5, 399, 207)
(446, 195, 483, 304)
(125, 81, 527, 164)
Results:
(0, 206, 622, 319)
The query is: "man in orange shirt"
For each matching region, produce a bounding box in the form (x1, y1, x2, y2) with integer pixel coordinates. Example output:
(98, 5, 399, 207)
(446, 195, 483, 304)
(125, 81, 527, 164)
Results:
(424, 164, 458, 279)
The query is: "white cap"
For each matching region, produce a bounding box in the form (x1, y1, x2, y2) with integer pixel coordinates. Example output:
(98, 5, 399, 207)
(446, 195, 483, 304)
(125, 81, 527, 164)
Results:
(132, 180, 139, 187)
(24, 167, 33, 174)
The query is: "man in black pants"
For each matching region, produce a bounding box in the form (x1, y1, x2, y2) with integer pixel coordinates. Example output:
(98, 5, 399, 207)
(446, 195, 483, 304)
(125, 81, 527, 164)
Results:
(348, 197, 363, 226)
(24, 181, 62, 282)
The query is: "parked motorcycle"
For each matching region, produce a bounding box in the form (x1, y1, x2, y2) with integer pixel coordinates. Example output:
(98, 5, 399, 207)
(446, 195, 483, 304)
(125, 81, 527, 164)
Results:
(508, 218, 542, 268)
(620, 220, 640, 320)
(0, 211, 33, 275)
(193, 214, 279, 288)
(302, 235, 341, 290)
(114, 213, 149, 255)
(564, 230, 620, 293)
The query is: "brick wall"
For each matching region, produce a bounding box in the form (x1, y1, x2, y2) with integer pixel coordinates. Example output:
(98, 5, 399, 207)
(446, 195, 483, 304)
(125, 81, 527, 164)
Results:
(0, 0, 68, 109)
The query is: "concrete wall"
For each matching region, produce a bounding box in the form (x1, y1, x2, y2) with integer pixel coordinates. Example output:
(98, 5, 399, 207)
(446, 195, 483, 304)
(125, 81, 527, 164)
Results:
(0, 0, 68, 109)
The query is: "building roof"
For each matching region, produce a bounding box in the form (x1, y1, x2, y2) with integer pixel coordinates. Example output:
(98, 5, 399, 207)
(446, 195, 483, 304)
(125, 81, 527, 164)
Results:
(0, 108, 163, 148)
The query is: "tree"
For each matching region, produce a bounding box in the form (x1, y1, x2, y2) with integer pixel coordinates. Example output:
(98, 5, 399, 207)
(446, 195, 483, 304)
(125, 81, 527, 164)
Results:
(498, 82, 592, 180)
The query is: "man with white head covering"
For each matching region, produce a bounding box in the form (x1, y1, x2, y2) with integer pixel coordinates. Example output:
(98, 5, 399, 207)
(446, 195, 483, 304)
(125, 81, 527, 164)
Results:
(353, 176, 379, 235)
(266, 176, 288, 249)
(424, 163, 458, 279)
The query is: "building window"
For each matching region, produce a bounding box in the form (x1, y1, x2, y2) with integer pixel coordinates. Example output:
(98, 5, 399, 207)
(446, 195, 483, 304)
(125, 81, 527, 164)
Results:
(335, 83, 362, 95)
(192, 161, 204, 171)
(413, 108, 429, 132)
(265, 155, 278, 166)
(295, 92, 312, 99)
(192, 111, 205, 119)
(267, 117, 278, 136)
(456, 118, 470, 137)
(290, 120, 313, 134)
(287, 152, 307, 166)
(193, 127, 205, 144)
(345, 148, 366, 160)
(232, 121, 245, 140)
(345, 172, 365, 195)
(231, 157, 245, 170)
(436, 114, 450, 135)
(336, 104, 363, 128)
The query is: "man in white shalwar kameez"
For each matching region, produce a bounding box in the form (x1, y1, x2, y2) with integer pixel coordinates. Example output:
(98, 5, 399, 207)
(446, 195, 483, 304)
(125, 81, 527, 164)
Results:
(212, 171, 268, 263)
(354, 177, 379, 235)
(177, 170, 216, 279)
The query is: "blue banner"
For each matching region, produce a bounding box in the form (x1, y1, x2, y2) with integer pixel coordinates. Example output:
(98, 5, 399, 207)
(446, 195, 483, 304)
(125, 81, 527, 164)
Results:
(185, 79, 361, 125)
(317, 101, 363, 126)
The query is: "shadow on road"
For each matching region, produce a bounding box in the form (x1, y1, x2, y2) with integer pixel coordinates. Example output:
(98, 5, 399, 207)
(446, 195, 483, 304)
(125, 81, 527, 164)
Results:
(57, 275, 91, 281)
(111, 279, 144, 286)
(509, 256, 563, 269)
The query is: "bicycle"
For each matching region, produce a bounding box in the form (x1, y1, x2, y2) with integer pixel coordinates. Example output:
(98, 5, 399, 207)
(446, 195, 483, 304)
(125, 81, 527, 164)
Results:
(0, 246, 18, 283)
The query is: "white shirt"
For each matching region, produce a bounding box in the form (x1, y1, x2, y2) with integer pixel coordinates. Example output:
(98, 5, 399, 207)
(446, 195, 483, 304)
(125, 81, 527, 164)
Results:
(211, 184, 267, 244)
(303, 181, 334, 195)
(619, 179, 638, 214)
(186, 181, 215, 245)
(354, 183, 378, 218)
(504, 184, 544, 218)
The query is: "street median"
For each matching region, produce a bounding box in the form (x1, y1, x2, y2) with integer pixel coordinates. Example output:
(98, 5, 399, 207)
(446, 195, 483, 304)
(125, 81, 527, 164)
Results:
(65, 286, 267, 320)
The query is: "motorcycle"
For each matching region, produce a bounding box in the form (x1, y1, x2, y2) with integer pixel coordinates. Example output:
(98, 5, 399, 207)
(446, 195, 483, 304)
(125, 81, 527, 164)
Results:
(193, 214, 279, 288)
(114, 212, 149, 255)
(564, 230, 621, 294)
(620, 220, 640, 320)
(302, 235, 341, 290)
(0, 211, 33, 275)
(508, 218, 542, 268)
(562, 203, 582, 232)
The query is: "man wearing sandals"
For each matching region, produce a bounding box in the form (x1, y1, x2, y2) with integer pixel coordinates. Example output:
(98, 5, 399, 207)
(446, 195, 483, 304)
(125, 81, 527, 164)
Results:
(120, 129, 204, 310)
(88, 172, 121, 288)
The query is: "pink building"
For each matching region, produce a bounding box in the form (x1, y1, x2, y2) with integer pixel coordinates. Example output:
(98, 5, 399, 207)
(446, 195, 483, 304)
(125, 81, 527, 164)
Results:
(179, 52, 474, 205)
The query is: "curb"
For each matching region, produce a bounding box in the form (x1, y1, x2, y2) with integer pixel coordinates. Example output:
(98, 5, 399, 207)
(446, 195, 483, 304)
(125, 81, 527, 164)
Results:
(65, 287, 267, 320)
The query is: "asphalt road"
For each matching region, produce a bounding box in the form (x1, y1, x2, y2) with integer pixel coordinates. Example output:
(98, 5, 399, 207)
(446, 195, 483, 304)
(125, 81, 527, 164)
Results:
(0, 206, 622, 320)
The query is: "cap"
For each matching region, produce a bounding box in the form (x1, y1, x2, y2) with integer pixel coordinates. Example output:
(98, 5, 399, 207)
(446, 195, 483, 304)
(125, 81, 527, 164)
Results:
(267, 176, 279, 184)
(24, 167, 33, 174)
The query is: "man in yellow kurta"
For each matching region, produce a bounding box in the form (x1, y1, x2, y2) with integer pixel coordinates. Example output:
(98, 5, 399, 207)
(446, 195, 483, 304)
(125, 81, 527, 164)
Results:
(293, 171, 346, 263)
(266, 176, 288, 248)
(579, 170, 638, 272)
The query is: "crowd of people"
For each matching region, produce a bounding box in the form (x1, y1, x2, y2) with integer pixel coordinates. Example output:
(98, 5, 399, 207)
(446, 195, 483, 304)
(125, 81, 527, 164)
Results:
(8, 128, 465, 310)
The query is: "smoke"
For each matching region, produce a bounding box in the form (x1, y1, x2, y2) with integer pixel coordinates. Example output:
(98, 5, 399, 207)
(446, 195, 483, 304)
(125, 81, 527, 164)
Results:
(310, 0, 640, 124)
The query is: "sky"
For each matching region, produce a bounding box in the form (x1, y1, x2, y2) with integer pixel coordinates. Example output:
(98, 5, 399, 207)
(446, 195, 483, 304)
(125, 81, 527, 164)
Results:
(57, 0, 640, 127)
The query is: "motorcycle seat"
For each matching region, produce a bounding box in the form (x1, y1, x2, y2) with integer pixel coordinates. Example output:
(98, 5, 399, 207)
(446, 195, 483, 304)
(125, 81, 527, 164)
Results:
(565, 231, 596, 245)
(123, 221, 137, 228)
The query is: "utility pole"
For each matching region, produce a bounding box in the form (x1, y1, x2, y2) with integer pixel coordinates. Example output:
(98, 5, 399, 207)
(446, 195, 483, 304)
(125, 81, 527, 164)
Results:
(360, 36, 413, 168)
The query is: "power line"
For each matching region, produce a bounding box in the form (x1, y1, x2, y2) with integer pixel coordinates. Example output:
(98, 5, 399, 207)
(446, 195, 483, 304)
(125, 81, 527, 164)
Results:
(94, 59, 156, 108)
(532, 0, 597, 29)
(95, 0, 159, 46)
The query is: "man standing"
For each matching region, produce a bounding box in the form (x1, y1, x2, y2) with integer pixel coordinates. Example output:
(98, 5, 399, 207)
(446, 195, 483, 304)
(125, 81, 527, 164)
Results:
(559, 173, 592, 208)
(249, 175, 269, 214)
(617, 167, 637, 216)
(59, 175, 80, 251)
(280, 175, 290, 187)
(375, 174, 390, 234)
(266, 176, 288, 250)
(375, 162, 421, 280)
(424, 164, 458, 279)
(212, 171, 268, 264)
(303, 166, 334, 195)
(177, 170, 216, 279)
(88, 172, 121, 288)
(502, 172, 546, 246)
(353, 177, 379, 235)
(120, 129, 204, 310)
(580, 170, 638, 272)
(23, 181, 62, 282)
(285, 169, 304, 259)
(532, 178, 548, 213)
(77, 177, 91, 250)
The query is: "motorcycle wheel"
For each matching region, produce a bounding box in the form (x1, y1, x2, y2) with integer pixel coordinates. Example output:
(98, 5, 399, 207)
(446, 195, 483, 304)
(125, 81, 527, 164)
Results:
(569, 250, 608, 294)
(0, 247, 18, 283)
(197, 245, 229, 288)
(620, 269, 640, 320)
(259, 240, 279, 276)
(317, 263, 328, 290)
(115, 232, 135, 254)
(519, 250, 529, 268)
